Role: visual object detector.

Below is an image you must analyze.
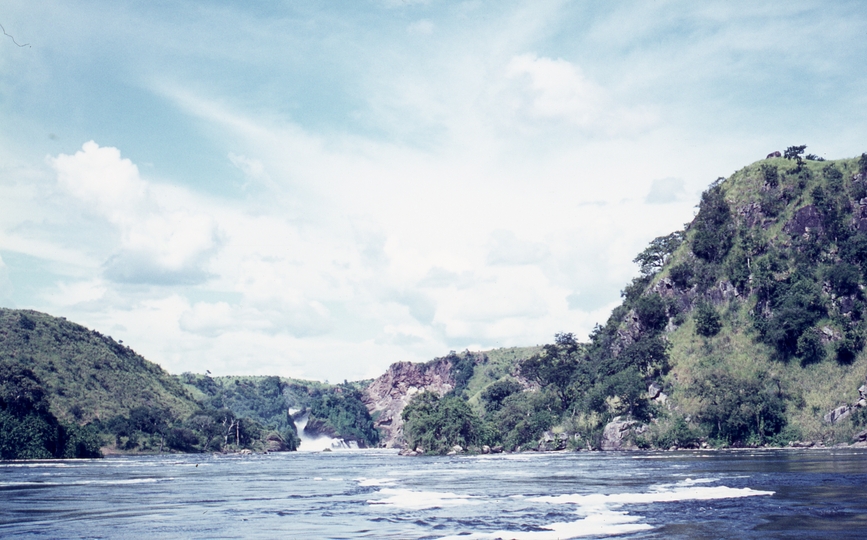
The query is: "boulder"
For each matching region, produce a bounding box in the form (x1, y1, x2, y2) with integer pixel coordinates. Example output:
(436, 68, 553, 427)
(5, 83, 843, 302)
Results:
(647, 383, 662, 400)
(853, 429, 867, 443)
(491, 445, 504, 454)
(824, 405, 852, 425)
(601, 417, 640, 451)
(481, 445, 491, 454)
(265, 433, 290, 452)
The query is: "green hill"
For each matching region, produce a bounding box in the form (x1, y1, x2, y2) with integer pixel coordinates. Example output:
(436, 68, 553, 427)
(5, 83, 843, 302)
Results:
(401, 150, 867, 453)
(0, 308, 198, 424)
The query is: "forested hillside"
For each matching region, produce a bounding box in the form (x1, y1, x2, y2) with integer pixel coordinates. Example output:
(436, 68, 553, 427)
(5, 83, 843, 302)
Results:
(0, 309, 297, 457)
(400, 149, 867, 453)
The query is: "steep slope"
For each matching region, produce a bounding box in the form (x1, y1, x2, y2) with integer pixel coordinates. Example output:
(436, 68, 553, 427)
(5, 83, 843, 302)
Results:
(0, 308, 199, 424)
(395, 150, 867, 453)
(364, 347, 539, 447)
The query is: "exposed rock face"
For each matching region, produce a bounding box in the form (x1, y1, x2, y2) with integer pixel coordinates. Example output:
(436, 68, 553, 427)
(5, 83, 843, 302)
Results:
(265, 433, 290, 452)
(601, 417, 644, 451)
(363, 358, 455, 448)
(824, 405, 852, 425)
(784, 205, 823, 236)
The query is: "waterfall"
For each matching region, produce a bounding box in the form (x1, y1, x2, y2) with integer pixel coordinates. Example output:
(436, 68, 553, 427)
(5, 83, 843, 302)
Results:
(293, 412, 359, 451)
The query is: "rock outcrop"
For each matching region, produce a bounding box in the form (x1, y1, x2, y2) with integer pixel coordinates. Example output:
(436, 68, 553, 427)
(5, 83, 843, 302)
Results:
(363, 357, 456, 448)
(601, 417, 644, 451)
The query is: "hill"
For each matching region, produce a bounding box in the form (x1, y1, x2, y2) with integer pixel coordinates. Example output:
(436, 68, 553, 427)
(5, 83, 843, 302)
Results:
(0, 309, 198, 424)
(0, 309, 299, 456)
(394, 149, 867, 453)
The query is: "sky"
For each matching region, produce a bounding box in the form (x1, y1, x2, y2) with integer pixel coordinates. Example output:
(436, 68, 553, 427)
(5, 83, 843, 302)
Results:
(1, 0, 866, 382)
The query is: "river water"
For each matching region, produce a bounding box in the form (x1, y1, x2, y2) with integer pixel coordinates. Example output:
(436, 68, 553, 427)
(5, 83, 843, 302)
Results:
(2, 448, 866, 539)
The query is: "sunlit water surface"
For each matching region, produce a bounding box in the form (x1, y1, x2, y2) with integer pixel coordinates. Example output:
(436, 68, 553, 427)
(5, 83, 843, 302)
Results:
(2, 449, 866, 539)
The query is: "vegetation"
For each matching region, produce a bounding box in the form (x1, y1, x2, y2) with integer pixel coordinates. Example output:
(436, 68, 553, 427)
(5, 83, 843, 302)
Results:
(401, 150, 867, 452)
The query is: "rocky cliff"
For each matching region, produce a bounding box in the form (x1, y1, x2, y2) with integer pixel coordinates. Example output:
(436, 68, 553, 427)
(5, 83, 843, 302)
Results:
(363, 357, 455, 448)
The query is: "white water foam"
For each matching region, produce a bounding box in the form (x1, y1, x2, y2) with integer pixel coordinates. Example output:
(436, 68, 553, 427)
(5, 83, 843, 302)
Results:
(294, 413, 359, 452)
(368, 488, 481, 510)
(434, 478, 773, 539)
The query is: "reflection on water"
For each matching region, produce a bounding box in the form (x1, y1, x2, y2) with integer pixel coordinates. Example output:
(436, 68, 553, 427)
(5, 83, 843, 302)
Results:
(1, 449, 866, 539)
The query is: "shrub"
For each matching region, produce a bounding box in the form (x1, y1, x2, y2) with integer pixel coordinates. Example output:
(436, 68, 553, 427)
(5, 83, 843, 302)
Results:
(402, 392, 480, 453)
(692, 371, 786, 445)
(826, 263, 861, 297)
(692, 186, 734, 263)
(481, 380, 523, 413)
(760, 164, 779, 188)
(694, 302, 722, 337)
(635, 294, 668, 332)
(669, 261, 694, 289)
(796, 329, 825, 365)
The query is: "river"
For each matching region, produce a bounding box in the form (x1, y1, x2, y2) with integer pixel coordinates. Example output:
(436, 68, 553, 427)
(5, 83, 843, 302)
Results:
(2, 448, 866, 538)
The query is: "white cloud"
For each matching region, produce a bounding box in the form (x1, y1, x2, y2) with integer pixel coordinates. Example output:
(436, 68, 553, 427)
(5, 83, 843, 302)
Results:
(504, 53, 658, 134)
(50, 142, 222, 285)
(646, 177, 687, 204)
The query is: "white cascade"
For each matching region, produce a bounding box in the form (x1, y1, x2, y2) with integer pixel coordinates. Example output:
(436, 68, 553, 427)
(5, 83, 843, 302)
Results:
(293, 412, 358, 451)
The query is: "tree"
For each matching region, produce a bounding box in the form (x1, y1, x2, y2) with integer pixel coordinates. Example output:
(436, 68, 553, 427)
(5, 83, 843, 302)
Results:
(633, 231, 685, 277)
(692, 186, 733, 263)
(784, 145, 807, 170)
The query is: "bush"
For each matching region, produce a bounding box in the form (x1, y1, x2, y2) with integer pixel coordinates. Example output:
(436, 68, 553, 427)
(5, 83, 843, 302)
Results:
(481, 380, 523, 413)
(835, 330, 864, 364)
(692, 186, 734, 263)
(635, 294, 668, 332)
(826, 263, 861, 297)
(760, 164, 779, 188)
(669, 261, 694, 289)
(694, 302, 722, 337)
(692, 371, 786, 445)
(402, 392, 480, 453)
(796, 329, 825, 365)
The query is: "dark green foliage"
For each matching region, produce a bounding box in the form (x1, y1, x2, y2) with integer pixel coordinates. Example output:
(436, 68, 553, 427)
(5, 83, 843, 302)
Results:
(650, 417, 700, 449)
(610, 334, 670, 378)
(669, 261, 693, 289)
(754, 271, 826, 361)
(694, 302, 722, 337)
(634, 294, 668, 332)
(784, 145, 807, 169)
(795, 329, 825, 365)
(835, 329, 864, 364)
(489, 390, 558, 451)
(445, 351, 475, 397)
(633, 231, 684, 277)
(859, 153, 867, 175)
(692, 371, 786, 445)
(691, 186, 733, 263)
(402, 392, 479, 454)
(826, 263, 861, 297)
(621, 275, 653, 303)
(480, 379, 523, 413)
(308, 386, 379, 447)
(585, 367, 649, 420)
(0, 362, 101, 459)
(520, 333, 584, 402)
(805, 154, 824, 162)
(760, 164, 779, 188)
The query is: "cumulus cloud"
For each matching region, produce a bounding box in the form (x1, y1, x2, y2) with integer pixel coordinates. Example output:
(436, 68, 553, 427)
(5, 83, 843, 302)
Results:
(505, 53, 657, 134)
(50, 142, 221, 286)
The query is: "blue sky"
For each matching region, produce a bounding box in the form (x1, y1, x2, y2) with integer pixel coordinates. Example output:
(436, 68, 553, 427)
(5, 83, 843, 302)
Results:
(1, 0, 866, 381)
